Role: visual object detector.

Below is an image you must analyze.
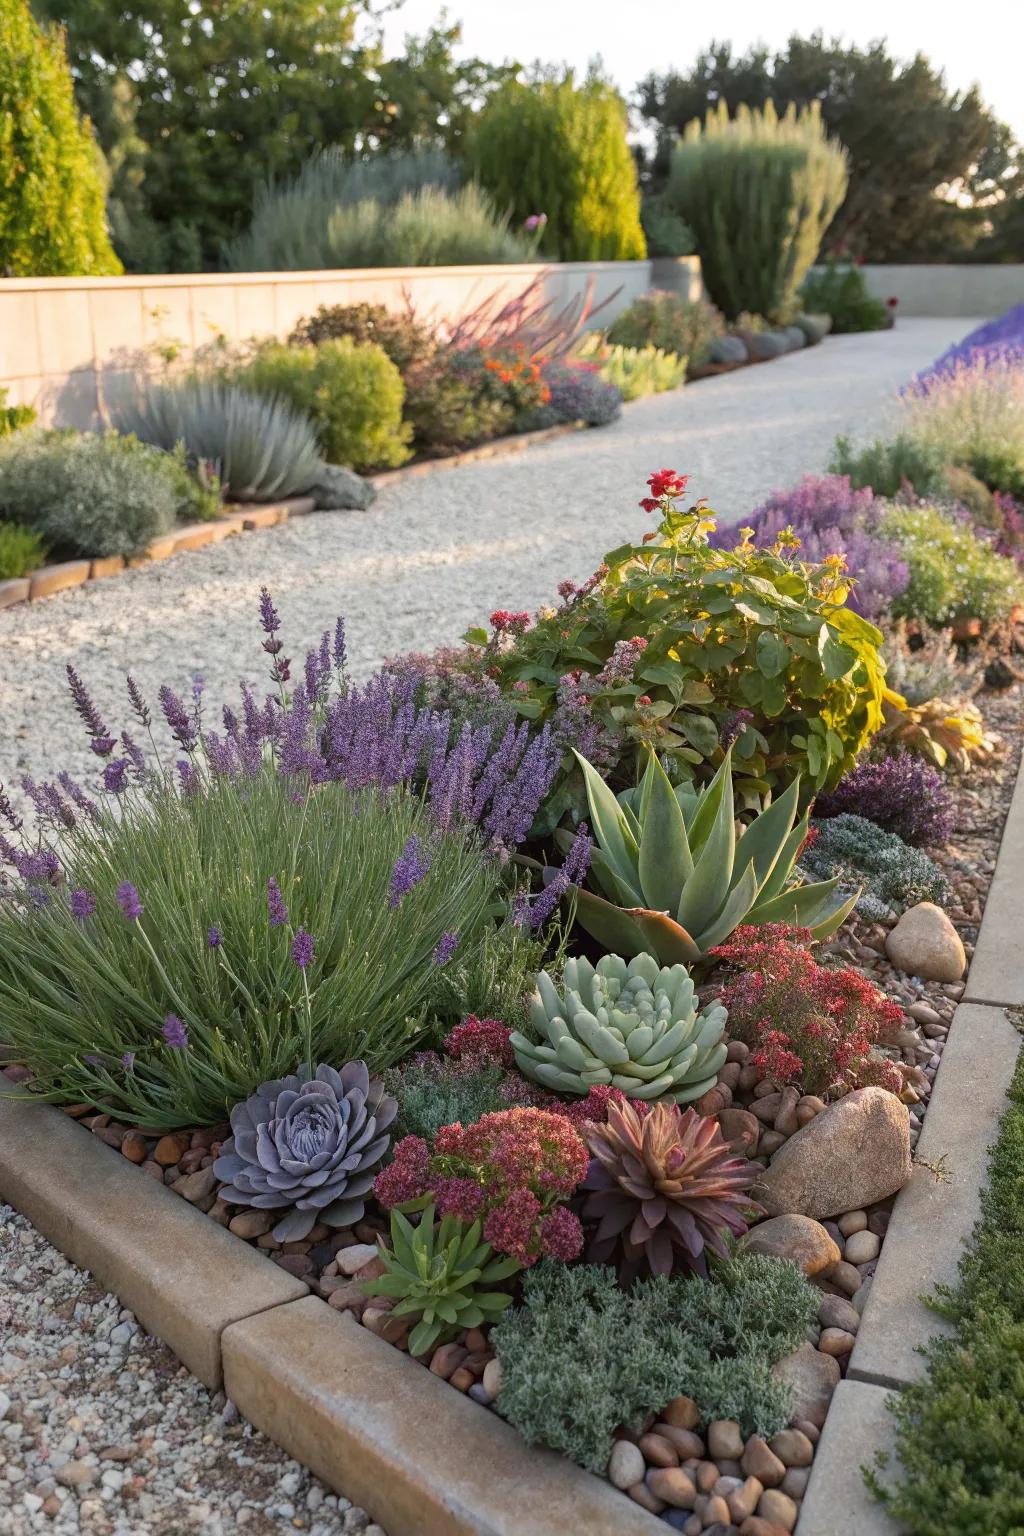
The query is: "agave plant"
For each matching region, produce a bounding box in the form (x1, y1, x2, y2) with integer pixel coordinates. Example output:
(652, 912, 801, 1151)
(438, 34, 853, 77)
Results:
(213, 1061, 396, 1241)
(511, 953, 726, 1103)
(581, 1098, 758, 1280)
(568, 747, 857, 965)
(113, 378, 323, 502)
(365, 1204, 522, 1356)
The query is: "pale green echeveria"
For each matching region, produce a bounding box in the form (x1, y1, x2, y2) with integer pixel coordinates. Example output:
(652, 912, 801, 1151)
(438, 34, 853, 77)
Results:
(511, 952, 728, 1103)
(569, 746, 858, 965)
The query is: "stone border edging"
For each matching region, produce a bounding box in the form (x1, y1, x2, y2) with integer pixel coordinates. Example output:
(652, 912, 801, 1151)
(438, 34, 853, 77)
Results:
(795, 746, 1024, 1534)
(0, 1093, 662, 1535)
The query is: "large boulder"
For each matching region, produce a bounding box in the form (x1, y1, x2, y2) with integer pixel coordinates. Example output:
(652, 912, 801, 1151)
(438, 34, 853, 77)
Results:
(772, 1343, 840, 1428)
(885, 902, 965, 982)
(710, 334, 749, 366)
(308, 464, 376, 512)
(739, 1215, 840, 1276)
(755, 1087, 912, 1219)
(738, 329, 788, 361)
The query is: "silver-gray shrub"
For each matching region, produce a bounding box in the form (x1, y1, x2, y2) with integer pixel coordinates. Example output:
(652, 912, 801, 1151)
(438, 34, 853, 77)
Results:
(113, 379, 323, 502)
(227, 148, 527, 272)
(0, 429, 180, 557)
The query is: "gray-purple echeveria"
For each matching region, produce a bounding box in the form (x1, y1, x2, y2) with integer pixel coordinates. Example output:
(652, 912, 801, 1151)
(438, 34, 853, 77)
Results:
(213, 1062, 397, 1242)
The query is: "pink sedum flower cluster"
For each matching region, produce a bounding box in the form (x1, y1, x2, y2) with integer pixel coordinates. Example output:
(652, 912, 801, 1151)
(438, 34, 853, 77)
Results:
(444, 1015, 515, 1070)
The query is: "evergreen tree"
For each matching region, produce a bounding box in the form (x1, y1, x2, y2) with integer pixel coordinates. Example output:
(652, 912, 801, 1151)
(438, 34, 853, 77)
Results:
(468, 69, 647, 262)
(0, 0, 121, 275)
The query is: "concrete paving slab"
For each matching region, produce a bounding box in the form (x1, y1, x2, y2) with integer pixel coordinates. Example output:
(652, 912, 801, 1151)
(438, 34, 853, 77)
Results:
(796, 1380, 901, 1536)
(964, 751, 1024, 1006)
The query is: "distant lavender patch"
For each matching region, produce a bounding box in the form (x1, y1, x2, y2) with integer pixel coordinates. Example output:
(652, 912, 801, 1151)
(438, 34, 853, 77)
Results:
(913, 305, 1024, 389)
(709, 473, 909, 622)
(814, 749, 955, 847)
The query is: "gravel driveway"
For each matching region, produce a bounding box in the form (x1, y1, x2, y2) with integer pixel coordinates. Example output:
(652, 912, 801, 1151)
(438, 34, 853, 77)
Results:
(0, 315, 973, 1533)
(1, 317, 971, 804)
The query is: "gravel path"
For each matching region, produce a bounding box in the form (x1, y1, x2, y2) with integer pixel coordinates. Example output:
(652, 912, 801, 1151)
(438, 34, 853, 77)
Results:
(0, 1206, 384, 1536)
(0, 317, 972, 806)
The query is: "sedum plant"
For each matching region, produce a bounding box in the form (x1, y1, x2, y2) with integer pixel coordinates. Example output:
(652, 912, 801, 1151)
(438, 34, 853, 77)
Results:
(365, 1204, 522, 1356)
(511, 952, 726, 1102)
(581, 1098, 758, 1281)
(214, 1062, 397, 1242)
(569, 746, 856, 966)
(802, 813, 949, 919)
(880, 502, 1024, 628)
(577, 336, 687, 400)
(667, 101, 847, 321)
(113, 379, 323, 502)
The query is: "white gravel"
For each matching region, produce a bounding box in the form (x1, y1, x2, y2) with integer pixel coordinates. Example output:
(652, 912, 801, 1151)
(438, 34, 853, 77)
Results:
(0, 1206, 385, 1536)
(0, 317, 973, 811)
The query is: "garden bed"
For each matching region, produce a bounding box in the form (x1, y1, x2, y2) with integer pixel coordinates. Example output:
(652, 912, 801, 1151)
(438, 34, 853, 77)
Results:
(1, 673, 1021, 1536)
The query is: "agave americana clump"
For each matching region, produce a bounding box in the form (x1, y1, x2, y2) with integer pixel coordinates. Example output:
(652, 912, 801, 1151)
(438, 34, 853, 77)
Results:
(512, 952, 727, 1102)
(570, 746, 856, 964)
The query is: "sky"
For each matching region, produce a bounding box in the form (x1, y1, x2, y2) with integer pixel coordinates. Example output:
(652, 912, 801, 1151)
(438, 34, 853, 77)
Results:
(379, 0, 1024, 141)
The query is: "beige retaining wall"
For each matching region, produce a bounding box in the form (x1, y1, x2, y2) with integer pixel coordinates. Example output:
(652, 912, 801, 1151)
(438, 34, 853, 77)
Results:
(0, 261, 652, 430)
(850, 264, 1024, 319)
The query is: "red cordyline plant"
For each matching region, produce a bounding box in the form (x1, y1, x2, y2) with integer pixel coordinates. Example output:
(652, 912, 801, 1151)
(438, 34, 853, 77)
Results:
(445, 273, 618, 363)
(375, 1106, 587, 1265)
(711, 924, 903, 1095)
(581, 1099, 758, 1281)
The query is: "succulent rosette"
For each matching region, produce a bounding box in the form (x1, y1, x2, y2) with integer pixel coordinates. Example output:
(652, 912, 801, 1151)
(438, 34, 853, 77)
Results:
(214, 1061, 397, 1241)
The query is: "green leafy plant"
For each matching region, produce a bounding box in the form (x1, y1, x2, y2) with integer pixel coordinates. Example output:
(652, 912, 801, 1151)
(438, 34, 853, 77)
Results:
(802, 813, 949, 919)
(512, 951, 726, 1100)
(800, 262, 890, 332)
(493, 1254, 818, 1472)
(828, 433, 949, 500)
(0, 0, 122, 276)
(881, 502, 1024, 626)
(640, 193, 694, 257)
(0, 771, 516, 1128)
(403, 349, 513, 456)
(0, 430, 185, 557)
(467, 69, 646, 261)
(666, 101, 848, 321)
(288, 302, 437, 376)
(0, 519, 46, 578)
(237, 339, 412, 472)
(569, 747, 856, 963)
(387, 1057, 521, 1143)
(365, 1204, 521, 1355)
(112, 379, 323, 502)
(577, 336, 687, 400)
(901, 357, 1024, 499)
(0, 388, 36, 437)
(607, 291, 725, 368)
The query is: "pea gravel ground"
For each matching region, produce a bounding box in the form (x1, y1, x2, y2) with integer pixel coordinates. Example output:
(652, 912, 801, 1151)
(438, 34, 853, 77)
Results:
(0, 316, 975, 1531)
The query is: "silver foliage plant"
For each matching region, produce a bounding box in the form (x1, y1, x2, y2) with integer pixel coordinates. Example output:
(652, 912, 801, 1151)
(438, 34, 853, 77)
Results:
(213, 1061, 397, 1241)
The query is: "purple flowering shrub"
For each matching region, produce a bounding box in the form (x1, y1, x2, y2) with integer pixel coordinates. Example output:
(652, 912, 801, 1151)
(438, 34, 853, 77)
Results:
(0, 595, 559, 1128)
(526, 361, 622, 428)
(814, 749, 956, 847)
(710, 473, 909, 623)
(914, 305, 1024, 388)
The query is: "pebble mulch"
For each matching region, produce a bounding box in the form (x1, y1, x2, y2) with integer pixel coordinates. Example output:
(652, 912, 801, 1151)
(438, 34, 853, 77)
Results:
(0, 1206, 387, 1536)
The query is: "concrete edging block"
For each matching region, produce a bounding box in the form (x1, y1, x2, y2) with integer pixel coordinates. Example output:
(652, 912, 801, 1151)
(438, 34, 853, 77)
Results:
(222, 1297, 663, 1536)
(0, 1098, 307, 1388)
(0, 577, 30, 608)
(795, 1380, 901, 1536)
(847, 1001, 1020, 1389)
(964, 749, 1024, 1006)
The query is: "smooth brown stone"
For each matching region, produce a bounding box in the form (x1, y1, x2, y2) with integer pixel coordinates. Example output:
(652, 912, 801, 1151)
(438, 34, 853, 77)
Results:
(741, 1436, 786, 1487)
(660, 1394, 700, 1430)
(120, 1133, 148, 1165)
(646, 1467, 697, 1508)
(153, 1133, 190, 1167)
(639, 1432, 679, 1468)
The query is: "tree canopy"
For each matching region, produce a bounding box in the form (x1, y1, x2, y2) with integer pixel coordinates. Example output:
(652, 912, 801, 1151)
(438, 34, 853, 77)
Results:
(638, 34, 1018, 262)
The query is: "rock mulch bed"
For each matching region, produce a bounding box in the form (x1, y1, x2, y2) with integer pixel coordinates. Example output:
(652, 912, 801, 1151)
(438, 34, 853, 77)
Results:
(0, 1206, 386, 1536)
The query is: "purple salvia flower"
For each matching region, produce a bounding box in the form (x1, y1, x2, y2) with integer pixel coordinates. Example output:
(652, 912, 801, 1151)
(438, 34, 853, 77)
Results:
(207, 925, 222, 948)
(83, 1053, 102, 1067)
(162, 1014, 188, 1050)
(304, 632, 333, 708)
(103, 758, 129, 795)
(291, 927, 315, 969)
(258, 587, 291, 684)
(70, 888, 96, 921)
(126, 675, 151, 728)
(514, 823, 592, 931)
(720, 709, 755, 750)
(66, 665, 114, 756)
(222, 704, 241, 739)
(116, 881, 143, 920)
(278, 686, 324, 778)
(258, 586, 281, 636)
(159, 685, 199, 752)
(432, 931, 459, 966)
(388, 835, 430, 907)
(121, 1052, 135, 1071)
(205, 732, 238, 777)
(267, 876, 289, 927)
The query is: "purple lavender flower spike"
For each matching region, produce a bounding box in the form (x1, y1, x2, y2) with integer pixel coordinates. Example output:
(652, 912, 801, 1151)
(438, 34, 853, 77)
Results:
(162, 1014, 188, 1049)
(177, 760, 201, 797)
(70, 888, 96, 921)
(388, 835, 430, 907)
(333, 617, 347, 673)
(126, 675, 151, 728)
(432, 931, 459, 966)
(0, 782, 23, 833)
(514, 822, 592, 931)
(120, 732, 147, 782)
(66, 665, 114, 756)
(58, 773, 99, 821)
(258, 587, 281, 636)
(207, 925, 223, 948)
(121, 1052, 135, 1071)
(291, 927, 315, 969)
(267, 876, 289, 927)
(103, 758, 129, 795)
(116, 881, 143, 920)
(159, 685, 199, 752)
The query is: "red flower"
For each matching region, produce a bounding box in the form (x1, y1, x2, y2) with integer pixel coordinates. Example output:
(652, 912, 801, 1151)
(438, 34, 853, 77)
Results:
(886, 296, 899, 308)
(444, 1015, 514, 1070)
(489, 610, 531, 635)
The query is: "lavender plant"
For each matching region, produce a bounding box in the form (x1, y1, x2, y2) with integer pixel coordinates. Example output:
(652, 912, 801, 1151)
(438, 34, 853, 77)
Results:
(0, 596, 560, 1127)
(526, 363, 622, 428)
(814, 750, 956, 847)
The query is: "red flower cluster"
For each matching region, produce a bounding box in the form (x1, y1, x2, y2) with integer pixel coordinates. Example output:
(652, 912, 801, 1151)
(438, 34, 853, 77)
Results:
(444, 1015, 514, 1070)
(489, 610, 531, 635)
(712, 924, 904, 1096)
(374, 1108, 588, 1265)
(640, 468, 690, 513)
(547, 1084, 651, 1128)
